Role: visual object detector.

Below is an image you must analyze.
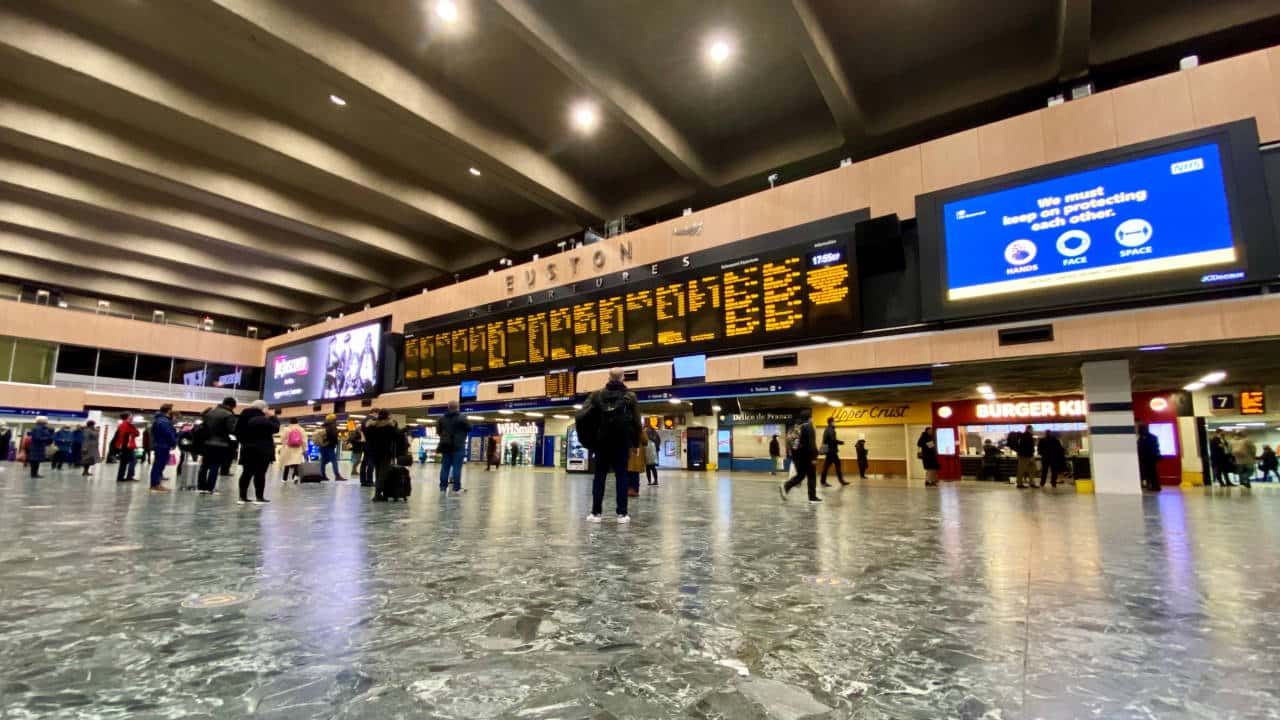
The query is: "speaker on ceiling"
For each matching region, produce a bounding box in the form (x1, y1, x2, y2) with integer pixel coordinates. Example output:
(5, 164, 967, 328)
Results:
(380, 332, 404, 393)
(855, 214, 906, 276)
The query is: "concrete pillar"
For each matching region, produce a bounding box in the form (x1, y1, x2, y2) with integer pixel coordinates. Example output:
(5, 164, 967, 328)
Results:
(1082, 360, 1140, 495)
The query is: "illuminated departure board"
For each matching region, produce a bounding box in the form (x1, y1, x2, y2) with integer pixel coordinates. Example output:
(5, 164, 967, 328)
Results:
(807, 247, 854, 327)
(687, 275, 721, 343)
(528, 312, 549, 365)
(450, 329, 468, 374)
(546, 368, 575, 399)
(486, 320, 506, 370)
(573, 301, 599, 357)
(418, 336, 434, 380)
(655, 282, 687, 346)
(434, 333, 451, 376)
(762, 256, 803, 333)
(625, 289, 656, 350)
(722, 263, 762, 338)
(468, 325, 487, 373)
(403, 230, 858, 387)
(549, 307, 574, 360)
(505, 316, 529, 366)
(404, 337, 419, 380)
(598, 296, 625, 354)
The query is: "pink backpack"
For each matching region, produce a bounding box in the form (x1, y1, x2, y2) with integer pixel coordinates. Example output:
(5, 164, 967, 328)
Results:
(286, 427, 304, 448)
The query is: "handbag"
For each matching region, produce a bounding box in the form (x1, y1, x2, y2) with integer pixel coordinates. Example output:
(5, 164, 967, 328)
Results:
(627, 447, 645, 473)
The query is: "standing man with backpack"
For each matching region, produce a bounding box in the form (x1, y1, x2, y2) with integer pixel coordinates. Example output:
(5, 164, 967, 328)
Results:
(781, 409, 821, 503)
(196, 397, 237, 495)
(149, 403, 178, 493)
(575, 368, 642, 524)
(436, 400, 471, 494)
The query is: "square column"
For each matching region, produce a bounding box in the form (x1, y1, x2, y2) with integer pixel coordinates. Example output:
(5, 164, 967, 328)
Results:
(1082, 360, 1141, 495)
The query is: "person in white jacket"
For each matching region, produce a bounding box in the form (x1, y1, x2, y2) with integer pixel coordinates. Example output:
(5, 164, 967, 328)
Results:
(278, 421, 307, 482)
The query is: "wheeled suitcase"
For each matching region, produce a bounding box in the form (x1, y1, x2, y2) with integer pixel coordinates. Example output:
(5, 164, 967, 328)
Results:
(385, 465, 412, 501)
(299, 461, 325, 483)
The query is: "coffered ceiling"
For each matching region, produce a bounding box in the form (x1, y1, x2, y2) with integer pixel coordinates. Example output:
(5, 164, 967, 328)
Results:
(1, 0, 1276, 327)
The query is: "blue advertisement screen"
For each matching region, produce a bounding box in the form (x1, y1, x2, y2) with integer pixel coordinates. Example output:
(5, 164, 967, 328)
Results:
(459, 380, 479, 399)
(673, 354, 707, 379)
(942, 143, 1238, 301)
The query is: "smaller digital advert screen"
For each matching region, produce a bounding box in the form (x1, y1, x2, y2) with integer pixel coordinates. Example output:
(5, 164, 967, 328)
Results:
(943, 143, 1238, 302)
(264, 320, 384, 405)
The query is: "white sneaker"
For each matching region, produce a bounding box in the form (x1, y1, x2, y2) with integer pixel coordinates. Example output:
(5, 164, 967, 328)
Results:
(586, 513, 603, 523)
(617, 515, 631, 524)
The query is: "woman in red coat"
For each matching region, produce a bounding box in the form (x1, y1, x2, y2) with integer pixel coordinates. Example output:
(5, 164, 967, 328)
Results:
(113, 412, 141, 483)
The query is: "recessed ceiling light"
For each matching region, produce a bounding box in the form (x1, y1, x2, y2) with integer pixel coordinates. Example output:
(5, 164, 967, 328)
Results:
(668, 398, 682, 405)
(1139, 345, 1167, 352)
(469, 167, 481, 176)
(570, 101, 598, 132)
(1199, 371, 1227, 384)
(573, 404, 583, 410)
(328, 94, 347, 107)
(828, 400, 843, 407)
(707, 37, 732, 65)
(712, 405, 722, 412)
(977, 384, 993, 395)
(795, 391, 809, 397)
(1184, 382, 1206, 391)
(435, 0, 459, 23)
(811, 395, 828, 403)
(552, 414, 571, 420)
(498, 409, 514, 415)
(525, 412, 543, 417)
(981, 393, 996, 401)
(466, 415, 484, 421)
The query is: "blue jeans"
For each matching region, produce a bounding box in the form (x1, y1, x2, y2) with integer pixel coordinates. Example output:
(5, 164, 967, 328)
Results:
(320, 446, 341, 479)
(116, 450, 137, 482)
(439, 449, 465, 490)
(150, 448, 171, 487)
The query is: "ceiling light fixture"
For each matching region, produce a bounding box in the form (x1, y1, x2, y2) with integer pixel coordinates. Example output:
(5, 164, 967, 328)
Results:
(570, 101, 598, 132)
(712, 405, 722, 412)
(498, 409, 514, 415)
(668, 398, 682, 405)
(328, 94, 347, 107)
(795, 391, 809, 397)
(1199, 371, 1227, 384)
(811, 395, 828, 403)
(828, 400, 843, 407)
(1184, 382, 1206, 391)
(466, 415, 485, 421)
(977, 384, 993, 395)
(706, 37, 732, 66)
(552, 414, 571, 420)
(435, 0, 459, 23)
(1138, 345, 1168, 352)
(981, 393, 997, 401)
(573, 404, 583, 410)
(469, 167, 481, 176)
(525, 412, 544, 417)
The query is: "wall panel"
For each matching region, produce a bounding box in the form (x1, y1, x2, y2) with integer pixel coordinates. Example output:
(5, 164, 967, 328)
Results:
(977, 111, 1046, 177)
(1188, 49, 1280, 142)
(920, 129, 981, 193)
(1111, 71, 1197, 146)
(1042, 93, 1119, 162)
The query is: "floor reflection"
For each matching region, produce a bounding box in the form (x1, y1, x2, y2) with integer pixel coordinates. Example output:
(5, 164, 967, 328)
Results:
(1, 465, 1278, 718)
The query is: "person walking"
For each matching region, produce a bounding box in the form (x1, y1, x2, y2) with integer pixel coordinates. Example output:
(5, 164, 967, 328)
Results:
(1231, 431, 1256, 489)
(644, 428, 660, 485)
(918, 427, 940, 487)
(364, 409, 400, 502)
(855, 438, 869, 480)
(819, 417, 848, 487)
(1137, 424, 1163, 492)
(79, 420, 101, 476)
(196, 397, 237, 495)
(70, 425, 84, 474)
(235, 400, 280, 504)
(347, 426, 365, 476)
(486, 434, 500, 470)
(140, 426, 153, 465)
(781, 410, 820, 502)
(436, 400, 471, 494)
(27, 417, 55, 478)
(1013, 425, 1037, 489)
(1209, 429, 1233, 486)
(148, 404, 178, 493)
(577, 368, 642, 523)
(113, 412, 141, 483)
(278, 419, 306, 482)
(52, 425, 72, 470)
(768, 434, 781, 476)
(1260, 445, 1278, 483)
(1037, 429, 1065, 488)
(319, 414, 346, 481)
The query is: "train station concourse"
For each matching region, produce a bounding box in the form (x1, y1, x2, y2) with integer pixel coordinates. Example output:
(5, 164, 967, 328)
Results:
(5, 1, 1280, 718)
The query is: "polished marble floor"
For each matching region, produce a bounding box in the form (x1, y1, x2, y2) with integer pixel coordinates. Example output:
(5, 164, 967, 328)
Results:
(1, 462, 1278, 719)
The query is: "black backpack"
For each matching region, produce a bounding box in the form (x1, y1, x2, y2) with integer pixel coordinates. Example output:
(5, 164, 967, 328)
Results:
(576, 389, 633, 451)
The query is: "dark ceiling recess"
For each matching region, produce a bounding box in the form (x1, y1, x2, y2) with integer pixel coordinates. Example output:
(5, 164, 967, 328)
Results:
(0, 0, 1277, 326)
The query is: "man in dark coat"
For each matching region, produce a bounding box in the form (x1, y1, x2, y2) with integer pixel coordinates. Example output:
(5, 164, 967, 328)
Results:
(781, 410, 821, 503)
(577, 368, 642, 522)
(436, 400, 471, 494)
(27, 417, 55, 478)
(1137, 424, 1162, 493)
(149, 404, 179, 493)
(197, 397, 237, 495)
(235, 400, 279, 503)
(1037, 429, 1066, 488)
(820, 417, 848, 487)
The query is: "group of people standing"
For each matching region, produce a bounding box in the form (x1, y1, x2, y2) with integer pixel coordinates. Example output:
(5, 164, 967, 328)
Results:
(1208, 428, 1275, 488)
(11, 418, 102, 478)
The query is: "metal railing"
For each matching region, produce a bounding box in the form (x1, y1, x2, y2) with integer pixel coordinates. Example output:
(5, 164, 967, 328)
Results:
(6, 293, 270, 337)
(54, 374, 260, 404)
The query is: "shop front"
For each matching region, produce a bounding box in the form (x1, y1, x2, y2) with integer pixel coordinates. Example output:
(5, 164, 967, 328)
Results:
(1132, 391, 1186, 486)
(810, 403, 934, 479)
(495, 421, 542, 467)
(932, 396, 1091, 482)
(716, 411, 803, 472)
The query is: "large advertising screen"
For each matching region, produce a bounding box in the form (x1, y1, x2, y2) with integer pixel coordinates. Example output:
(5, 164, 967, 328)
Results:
(917, 121, 1277, 321)
(264, 320, 384, 405)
